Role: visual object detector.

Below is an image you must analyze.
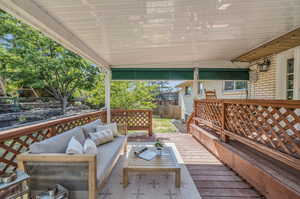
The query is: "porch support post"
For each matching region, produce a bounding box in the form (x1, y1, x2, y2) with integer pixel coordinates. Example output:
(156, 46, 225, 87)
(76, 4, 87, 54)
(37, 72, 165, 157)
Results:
(105, 69, 111, 123)
(192, 68, 199, 99)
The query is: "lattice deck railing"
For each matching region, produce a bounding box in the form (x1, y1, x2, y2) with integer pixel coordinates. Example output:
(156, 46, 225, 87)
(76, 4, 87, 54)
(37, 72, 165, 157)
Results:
(111, 109, 152, 136)
(0, 109, 152, 174)
(191, 99, 300, 171)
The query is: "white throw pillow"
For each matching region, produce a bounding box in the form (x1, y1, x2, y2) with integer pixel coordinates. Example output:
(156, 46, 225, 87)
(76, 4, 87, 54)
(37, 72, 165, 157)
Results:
(66, 136, 83, 154)
(83, 139, 97, 154)
(89, 129, 114, 146)
(96, 123, 119, 137)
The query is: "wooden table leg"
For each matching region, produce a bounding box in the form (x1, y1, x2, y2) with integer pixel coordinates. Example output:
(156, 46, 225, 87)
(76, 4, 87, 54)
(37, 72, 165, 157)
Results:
(175, 169, 181, 188)
(123, 168, 129, 188)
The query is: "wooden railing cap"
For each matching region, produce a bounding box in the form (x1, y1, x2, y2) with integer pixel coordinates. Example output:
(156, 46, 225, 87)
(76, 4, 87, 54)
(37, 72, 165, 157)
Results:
(194, 99, 300, 108)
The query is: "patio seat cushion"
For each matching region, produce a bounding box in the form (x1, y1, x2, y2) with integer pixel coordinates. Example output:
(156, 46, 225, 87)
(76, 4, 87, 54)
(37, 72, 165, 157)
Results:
(82, 119, 103, 137)
(29, 127, 85, 153)
(95, 123, 119, 137)
(96, 135, 126, 184)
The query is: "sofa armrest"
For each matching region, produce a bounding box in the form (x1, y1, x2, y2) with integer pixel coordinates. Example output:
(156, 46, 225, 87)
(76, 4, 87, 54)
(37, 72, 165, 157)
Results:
(17, 153, 97, 199)
(17, 153, 96, 163)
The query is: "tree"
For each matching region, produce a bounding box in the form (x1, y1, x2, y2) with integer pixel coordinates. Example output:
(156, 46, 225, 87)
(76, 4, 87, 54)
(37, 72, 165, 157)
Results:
(1, 10, 158, 113)
(0, 10, 100, 114)
(0, 47, 21, 96)
(85, 75, 158, 109)
(150, 80, 173, 93)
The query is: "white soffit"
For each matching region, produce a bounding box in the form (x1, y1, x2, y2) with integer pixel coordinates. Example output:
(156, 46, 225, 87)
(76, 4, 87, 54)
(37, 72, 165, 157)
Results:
(0, 0, 110, 69)
(1, 0, 300, 68)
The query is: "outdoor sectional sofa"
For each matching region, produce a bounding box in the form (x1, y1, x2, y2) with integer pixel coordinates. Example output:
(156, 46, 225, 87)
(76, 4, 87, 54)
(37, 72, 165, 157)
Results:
(17, 119, 127, 199)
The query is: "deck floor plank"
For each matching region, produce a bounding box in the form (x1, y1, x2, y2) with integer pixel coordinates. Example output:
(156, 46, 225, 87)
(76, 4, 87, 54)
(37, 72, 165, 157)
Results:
(188, 170, 236, 176)
(199, 188, 260, 197)
(196, 181, 252, 189)
(128, 133, 263, 199)
(153, 134, 262, 199)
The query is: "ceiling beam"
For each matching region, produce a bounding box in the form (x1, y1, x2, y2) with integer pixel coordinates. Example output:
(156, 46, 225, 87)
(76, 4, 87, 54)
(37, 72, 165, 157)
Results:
(111, 60, 248, 69)
(232, 26, 300, 62)
(0, 0, 110, 69)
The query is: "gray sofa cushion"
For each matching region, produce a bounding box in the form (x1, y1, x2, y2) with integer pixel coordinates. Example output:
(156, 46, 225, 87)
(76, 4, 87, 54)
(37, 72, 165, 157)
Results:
(96, 135, 126, 184)
(82, 119, 103, 137)
(29, 127, 85, 153)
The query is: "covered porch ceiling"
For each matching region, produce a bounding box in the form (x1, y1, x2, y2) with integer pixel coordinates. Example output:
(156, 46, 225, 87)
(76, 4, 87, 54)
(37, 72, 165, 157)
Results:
(1, 0, 300, 70)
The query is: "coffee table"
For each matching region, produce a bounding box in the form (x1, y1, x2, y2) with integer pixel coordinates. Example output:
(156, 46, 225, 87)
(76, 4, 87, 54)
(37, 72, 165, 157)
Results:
(123, 143, 181, 188)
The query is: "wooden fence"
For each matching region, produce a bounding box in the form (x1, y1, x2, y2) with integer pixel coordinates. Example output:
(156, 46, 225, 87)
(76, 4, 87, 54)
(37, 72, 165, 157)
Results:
(153, 104, 181, 119)
(0, 109, 152, 174)
(190, 99, 300, 171)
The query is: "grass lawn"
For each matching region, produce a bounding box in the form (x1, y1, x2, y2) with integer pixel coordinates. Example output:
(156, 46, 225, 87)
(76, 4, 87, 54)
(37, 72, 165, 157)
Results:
(152, 117, 178, 133)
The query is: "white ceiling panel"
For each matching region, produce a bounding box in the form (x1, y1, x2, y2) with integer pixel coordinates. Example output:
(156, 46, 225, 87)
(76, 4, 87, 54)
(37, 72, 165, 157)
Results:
(5, 0, 300, 67)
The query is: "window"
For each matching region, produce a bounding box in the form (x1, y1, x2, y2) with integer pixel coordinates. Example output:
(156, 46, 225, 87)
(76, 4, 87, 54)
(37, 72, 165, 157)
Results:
(224, 80, 247, 91)
(286, 58, 294, 100)
(235, 81, 247, 90)
(185, 86, 192, 95)
(224, 81, 234, 91)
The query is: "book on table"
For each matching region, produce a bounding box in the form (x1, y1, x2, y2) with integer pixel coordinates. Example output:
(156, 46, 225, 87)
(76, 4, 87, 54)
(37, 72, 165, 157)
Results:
(134, 147, 157, 161)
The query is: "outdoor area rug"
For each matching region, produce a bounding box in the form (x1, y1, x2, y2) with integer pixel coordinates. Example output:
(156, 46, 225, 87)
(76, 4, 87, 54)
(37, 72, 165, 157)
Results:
(98, 148, 201, 199)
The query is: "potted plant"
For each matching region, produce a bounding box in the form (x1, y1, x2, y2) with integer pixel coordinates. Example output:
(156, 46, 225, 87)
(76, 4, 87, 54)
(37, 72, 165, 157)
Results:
(154, 139, 164, 156)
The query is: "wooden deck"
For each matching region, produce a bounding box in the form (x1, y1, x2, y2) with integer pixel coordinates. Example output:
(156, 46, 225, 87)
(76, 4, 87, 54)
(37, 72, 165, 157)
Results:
(129, 133, 263, 199)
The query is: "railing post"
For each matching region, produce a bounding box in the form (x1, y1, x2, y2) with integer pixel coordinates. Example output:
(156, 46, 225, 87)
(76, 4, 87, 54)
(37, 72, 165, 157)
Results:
(221, 100, 229, 143)
(148, 110, 153, 136)
(194, 99, 197, 124)
(187, 99, 196, 134)
(125, 110, 128, 131)
(102, 111, 108, 123)
(48, 126, 57, 137)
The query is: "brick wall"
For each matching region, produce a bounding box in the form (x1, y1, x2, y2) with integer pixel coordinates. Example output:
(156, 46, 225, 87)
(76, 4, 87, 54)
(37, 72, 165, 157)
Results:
(248, 55, 276, 99)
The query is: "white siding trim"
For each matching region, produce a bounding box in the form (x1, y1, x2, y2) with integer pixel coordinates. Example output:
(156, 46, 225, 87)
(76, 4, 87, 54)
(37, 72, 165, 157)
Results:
(276, 46, 300, 100)
(294, 47, 300, 99)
